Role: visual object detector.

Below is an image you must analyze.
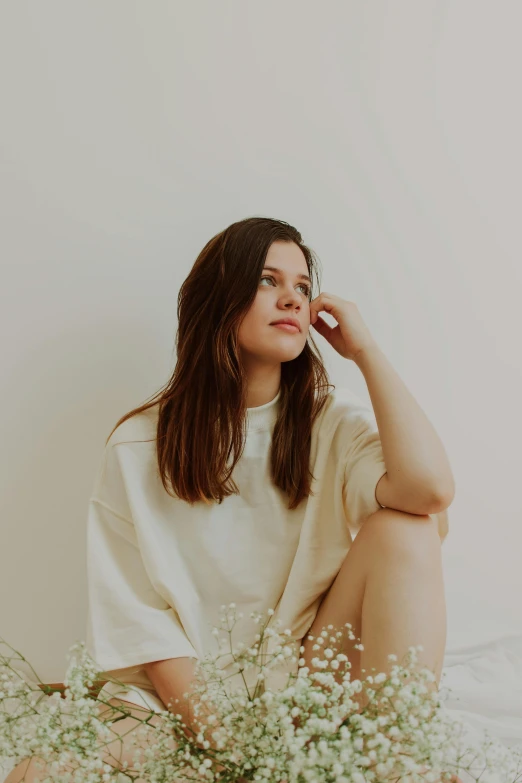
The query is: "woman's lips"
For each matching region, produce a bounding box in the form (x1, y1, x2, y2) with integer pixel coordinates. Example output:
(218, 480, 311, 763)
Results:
(271, 323, 300, 333)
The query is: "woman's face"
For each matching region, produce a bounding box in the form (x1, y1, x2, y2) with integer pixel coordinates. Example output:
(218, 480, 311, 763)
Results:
(237, 240, 311, 366)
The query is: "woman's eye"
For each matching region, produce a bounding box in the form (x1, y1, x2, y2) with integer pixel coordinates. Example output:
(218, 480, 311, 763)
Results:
(260, 276, 310, 296)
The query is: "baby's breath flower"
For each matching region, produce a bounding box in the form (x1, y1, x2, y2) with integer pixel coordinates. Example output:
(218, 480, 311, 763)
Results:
(1, 614, 520, 783)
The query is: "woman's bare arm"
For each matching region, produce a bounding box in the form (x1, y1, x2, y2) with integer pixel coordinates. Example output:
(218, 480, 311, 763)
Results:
(144, 657, 236, 775)
(144, 657, 202, 734)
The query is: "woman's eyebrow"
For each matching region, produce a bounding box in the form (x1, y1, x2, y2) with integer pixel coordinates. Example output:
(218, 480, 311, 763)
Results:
(262, 265, 311, 283)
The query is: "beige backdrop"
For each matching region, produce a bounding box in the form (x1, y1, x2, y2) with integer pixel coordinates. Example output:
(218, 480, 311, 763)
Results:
(0, 1, 520, 684)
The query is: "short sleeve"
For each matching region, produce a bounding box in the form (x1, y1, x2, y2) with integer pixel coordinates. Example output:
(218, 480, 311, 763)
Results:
(340, 397, 388, 539)
(86, 443, 199, 673)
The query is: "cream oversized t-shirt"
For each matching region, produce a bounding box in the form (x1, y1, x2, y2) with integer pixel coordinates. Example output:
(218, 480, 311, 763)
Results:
(85, 386, 388, 712)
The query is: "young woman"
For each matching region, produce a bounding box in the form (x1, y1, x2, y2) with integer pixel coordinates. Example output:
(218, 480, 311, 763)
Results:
(5, 216, 454, 782)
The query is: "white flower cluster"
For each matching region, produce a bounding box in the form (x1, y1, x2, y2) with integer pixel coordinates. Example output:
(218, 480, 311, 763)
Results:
(1, 612, 521, 783)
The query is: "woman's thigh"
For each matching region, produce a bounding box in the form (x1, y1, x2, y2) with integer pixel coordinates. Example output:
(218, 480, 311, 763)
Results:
(299, 524, 369, 680)
(299, 508, 444, 680)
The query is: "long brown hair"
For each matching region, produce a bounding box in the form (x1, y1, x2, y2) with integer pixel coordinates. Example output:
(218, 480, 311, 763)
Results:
(106, 216, 335, 510)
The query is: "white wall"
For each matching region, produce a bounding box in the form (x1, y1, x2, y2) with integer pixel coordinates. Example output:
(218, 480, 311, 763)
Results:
(1, 1, 520, 683)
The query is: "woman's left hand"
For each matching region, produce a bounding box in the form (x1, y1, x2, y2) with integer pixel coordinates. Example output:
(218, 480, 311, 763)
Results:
(309, 293, 377, 362)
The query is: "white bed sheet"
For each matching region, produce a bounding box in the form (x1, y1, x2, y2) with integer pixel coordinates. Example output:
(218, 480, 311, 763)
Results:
(2, 634, 521, 782)
(441, 633, 522, 750)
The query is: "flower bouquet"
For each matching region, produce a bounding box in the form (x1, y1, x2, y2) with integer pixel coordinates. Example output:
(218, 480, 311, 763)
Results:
(1, 605, 521, 783)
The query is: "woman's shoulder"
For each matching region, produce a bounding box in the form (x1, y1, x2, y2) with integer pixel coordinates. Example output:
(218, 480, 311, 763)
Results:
(313, 386, 377, 449)
(106, 402, 160, 449)
(320, 386, 373, 422)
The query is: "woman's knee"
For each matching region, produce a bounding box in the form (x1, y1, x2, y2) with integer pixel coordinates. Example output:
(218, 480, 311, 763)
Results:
(359, 507, 442, 563)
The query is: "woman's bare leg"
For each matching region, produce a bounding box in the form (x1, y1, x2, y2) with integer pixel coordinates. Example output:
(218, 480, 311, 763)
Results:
(299, 508, 459, 781)
(3, 697, 173, 783)
(301, 508, 447, 708)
